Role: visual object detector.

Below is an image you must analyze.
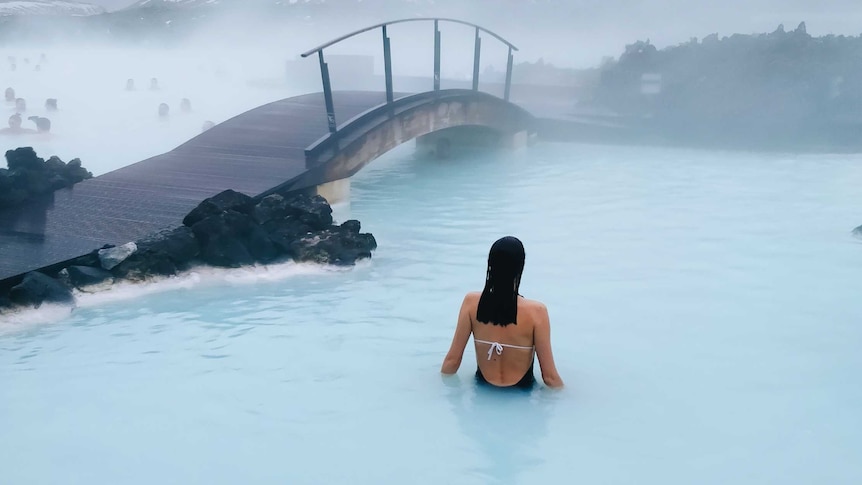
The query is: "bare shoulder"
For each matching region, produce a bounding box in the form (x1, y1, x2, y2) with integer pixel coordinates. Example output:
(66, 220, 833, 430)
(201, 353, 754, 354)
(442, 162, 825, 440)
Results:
(519, 297, 549, 321)
(462, 291, 482, 308)
(520, 296, 548, 312)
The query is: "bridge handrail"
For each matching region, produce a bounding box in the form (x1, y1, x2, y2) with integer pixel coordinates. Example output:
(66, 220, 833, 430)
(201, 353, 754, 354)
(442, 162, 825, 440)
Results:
(304, 89, 533, 164)
(300, 18, 518, 58)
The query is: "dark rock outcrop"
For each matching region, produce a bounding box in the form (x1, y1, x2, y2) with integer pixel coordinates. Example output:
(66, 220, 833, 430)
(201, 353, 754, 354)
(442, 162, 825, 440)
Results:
(291, 220, 378, 266)
(182, 189, 254, 227)
(853, 225, 862, 239)
(9, 272, 74, 308)
(191, 210, 277, 267)
(0, 148, 92, 210)
(112, 227, 199, 280)
(200, 236, 256, 268)
(62, 265, 114, 292)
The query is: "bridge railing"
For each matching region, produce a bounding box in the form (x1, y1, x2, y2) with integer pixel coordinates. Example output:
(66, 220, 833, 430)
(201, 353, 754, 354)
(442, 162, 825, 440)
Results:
(300, 18, 519, 139)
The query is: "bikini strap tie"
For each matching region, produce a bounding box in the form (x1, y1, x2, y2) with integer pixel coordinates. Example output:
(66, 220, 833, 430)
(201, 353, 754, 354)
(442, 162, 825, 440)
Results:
(486, 341, 503, 361)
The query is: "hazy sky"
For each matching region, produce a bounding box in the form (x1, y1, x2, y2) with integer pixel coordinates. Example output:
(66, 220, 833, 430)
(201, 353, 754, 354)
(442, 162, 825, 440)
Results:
(81, 0, 862, 67)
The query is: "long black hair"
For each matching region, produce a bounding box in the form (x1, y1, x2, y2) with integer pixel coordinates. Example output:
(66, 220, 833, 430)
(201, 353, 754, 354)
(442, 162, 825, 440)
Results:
(476, 236, 525, 326)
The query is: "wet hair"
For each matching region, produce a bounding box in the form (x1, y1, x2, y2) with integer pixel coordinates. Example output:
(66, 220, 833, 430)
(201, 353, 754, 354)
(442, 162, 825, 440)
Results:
(476, 236, 525, 326)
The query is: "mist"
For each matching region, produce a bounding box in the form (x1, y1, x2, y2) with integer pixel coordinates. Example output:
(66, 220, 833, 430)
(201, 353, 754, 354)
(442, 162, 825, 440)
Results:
(3, 0, 862, 175)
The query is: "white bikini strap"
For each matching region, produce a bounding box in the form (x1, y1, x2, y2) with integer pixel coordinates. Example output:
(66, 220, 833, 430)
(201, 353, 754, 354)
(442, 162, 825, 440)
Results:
(474, 339, 533, 361)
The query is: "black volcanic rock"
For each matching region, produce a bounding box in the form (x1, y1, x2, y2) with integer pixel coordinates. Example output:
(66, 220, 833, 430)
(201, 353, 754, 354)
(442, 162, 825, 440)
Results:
(200, 236, 255, 268)
(340, 219, 362, 234)
(244, 224, 279, 263)
(191, 210, 255, 244)
(288, 194, 333, 230)
(183, 189, 254, 227)
(291, 224, 377, 266)
(191, 210, 278, 266)
(136, 226, 199, 265)
(112, 253, 178, 281)
(9, 271, 74, 308)
(0, 148, 92, 210)
(108, 227, 198, 280)
(253, 193, 333, 229)
(263, 217, 313, 255)
(66, 265, 114, 291)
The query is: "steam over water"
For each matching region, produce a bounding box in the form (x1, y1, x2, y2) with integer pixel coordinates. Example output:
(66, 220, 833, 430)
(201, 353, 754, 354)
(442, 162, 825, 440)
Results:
(2, 48, 862, 484)
(1, 47, 296, 174)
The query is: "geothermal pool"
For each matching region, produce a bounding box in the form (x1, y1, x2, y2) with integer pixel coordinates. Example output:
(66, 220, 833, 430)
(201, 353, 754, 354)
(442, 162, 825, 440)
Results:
(2, 44, 862, 484)
(1, 140, 861, 484)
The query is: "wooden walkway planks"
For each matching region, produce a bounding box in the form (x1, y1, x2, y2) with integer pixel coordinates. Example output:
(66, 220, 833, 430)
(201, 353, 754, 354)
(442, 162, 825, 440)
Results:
(0, 91, 389, 282)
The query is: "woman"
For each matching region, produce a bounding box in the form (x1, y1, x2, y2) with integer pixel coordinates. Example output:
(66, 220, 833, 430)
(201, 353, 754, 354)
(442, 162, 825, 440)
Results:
(441, 236, 564, 389)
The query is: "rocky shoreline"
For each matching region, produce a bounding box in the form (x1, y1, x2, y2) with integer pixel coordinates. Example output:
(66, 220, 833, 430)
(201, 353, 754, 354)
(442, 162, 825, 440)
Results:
(0, 189, 376, 313)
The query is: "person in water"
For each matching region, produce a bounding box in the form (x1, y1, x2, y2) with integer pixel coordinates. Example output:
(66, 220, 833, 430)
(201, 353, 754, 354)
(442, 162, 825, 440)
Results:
(0, 113, 36, 135)
(441, 236, 564, 389)
(28, 116, 51, 133)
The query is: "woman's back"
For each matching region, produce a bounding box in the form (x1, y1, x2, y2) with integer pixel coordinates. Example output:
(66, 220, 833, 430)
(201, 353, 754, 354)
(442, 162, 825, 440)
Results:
(467, 292, 539, 386)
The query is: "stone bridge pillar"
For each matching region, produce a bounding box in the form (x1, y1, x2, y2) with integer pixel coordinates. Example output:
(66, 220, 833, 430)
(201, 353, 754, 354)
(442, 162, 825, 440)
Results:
(315, 178, 351, 205)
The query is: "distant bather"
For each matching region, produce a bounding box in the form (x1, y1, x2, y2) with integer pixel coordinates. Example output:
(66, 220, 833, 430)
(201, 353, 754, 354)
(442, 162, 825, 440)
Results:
(45, 99, 58, 111)
(5, 87, 14, 102)
(8, 113, 21, 130)
(202, 120, 215, 132)
(1, 113, 35, 135)
(150, 78, 160, 91)
(28, 116, 51, 133)
(158, 103, 170, 118)
(180, 98, 192, 113)
(125, 78, 135, 91)
(15, 98, 26, 112)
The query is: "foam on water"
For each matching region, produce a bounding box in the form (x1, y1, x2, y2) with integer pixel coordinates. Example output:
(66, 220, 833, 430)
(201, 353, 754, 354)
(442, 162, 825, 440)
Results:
(0, 260, 365, 335)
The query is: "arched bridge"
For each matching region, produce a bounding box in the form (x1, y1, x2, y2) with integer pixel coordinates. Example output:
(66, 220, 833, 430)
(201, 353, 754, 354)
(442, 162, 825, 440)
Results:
(0, 18, 535, 284)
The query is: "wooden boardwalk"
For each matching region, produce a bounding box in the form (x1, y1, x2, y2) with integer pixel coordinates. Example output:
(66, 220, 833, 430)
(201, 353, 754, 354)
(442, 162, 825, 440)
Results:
(0, 91, 389, 284)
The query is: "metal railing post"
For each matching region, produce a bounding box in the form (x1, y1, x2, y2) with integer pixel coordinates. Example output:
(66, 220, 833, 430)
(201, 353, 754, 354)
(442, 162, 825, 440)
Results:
(472, 27, 481, 91)
(433, 20, 441, 91)
(504, 46, 514, 101)
(318, 50, 337, 135)
(383, 25, 394, 104)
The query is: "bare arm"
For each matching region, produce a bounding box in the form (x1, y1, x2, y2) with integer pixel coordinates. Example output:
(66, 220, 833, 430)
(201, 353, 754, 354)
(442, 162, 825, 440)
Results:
(441, 294, 474, 375)
(534, 304, 564, 388)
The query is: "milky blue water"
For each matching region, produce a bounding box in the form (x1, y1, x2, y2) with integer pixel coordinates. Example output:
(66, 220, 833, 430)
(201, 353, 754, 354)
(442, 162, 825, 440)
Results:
(2, 141, 862, 484)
